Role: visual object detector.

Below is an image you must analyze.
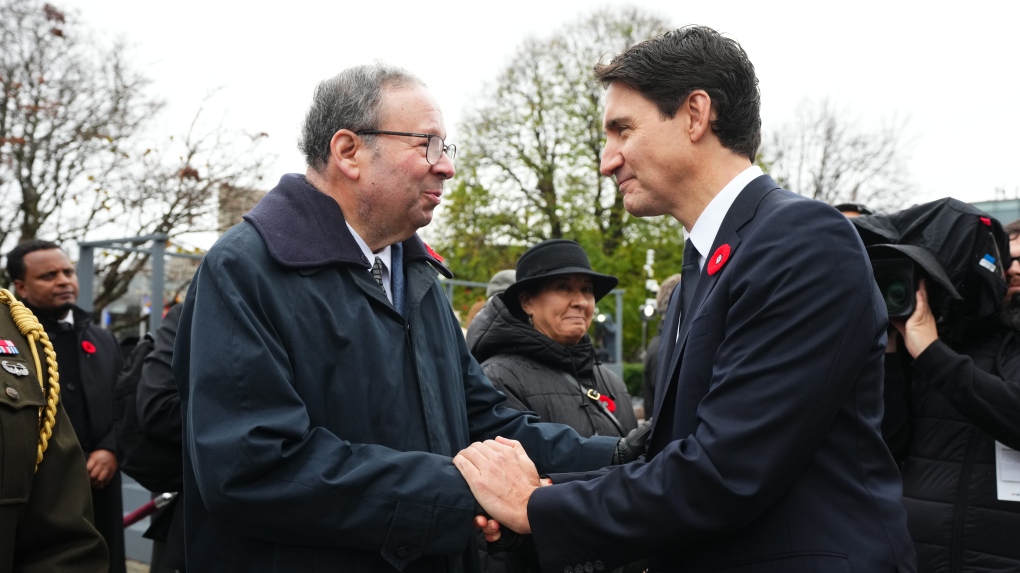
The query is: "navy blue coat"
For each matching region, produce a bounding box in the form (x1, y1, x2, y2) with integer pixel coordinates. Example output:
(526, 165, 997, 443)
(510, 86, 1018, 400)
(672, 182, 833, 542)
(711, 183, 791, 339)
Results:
(172, 174, 617, 573)
(528, 176, 916, 572)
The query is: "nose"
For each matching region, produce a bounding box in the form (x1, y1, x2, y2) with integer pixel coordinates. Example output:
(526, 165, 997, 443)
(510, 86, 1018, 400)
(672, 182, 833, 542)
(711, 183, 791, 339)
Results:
(431, 149, 455, 180)
(600, 137, 622, 177)
(570, 290, 589, 307)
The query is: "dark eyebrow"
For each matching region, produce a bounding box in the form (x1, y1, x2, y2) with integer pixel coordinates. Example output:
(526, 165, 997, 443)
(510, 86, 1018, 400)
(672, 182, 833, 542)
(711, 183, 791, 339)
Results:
(604, 117, 628, 132)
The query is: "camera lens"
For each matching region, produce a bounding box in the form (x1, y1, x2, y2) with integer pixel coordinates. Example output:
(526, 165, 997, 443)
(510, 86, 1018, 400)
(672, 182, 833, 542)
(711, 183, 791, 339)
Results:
(885, 279, 909, 312)
(871, 257, 917, 319)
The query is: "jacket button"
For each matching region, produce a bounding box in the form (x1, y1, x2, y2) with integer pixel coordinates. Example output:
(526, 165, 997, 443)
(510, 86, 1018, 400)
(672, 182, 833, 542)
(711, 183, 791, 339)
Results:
(395, 546, 408, 558)
(5, 387, 18, 400)
(563, 567, 572, 573)
(593, 561, 605, 570)
(66, 383, 77, 391)
(575, 565, 584, 573)
(585, 563, 594, 573)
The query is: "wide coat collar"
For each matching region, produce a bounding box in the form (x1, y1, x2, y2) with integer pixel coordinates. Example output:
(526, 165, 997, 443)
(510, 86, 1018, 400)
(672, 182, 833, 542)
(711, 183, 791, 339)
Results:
(653, 174, 782, 423)
(243, 174, 451, 278)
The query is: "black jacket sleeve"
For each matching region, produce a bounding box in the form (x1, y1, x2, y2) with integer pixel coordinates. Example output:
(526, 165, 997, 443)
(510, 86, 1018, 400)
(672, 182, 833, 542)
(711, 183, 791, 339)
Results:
(912, 337, 1020, 449)
(136, 304, 183, 444)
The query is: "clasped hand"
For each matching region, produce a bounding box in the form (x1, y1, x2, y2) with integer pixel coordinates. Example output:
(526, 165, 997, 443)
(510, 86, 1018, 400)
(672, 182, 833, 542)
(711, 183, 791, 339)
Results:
(453, 436, 540, 539)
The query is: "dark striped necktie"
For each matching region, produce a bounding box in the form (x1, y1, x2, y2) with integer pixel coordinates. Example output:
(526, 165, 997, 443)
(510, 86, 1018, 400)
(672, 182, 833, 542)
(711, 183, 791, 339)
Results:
(371, 256, 385, 290)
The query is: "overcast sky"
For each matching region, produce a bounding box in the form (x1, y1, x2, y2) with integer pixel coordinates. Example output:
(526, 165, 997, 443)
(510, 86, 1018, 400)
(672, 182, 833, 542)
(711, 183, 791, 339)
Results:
(64, 0, 1020, 224)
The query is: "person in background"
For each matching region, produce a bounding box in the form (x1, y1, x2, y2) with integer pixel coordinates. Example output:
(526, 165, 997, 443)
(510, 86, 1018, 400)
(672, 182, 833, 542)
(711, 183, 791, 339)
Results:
(641, 273, 681, 412)
(471, 240, 639, 439)
(137, 304, 185, 573)
(171, 63, 622, 573)
(890, 218, 1020, 572)
(465, 269, 516, 339)
(7, 239, 125, 573)
(468, 239, 645, 572)
(0, 288, 109, 572)
(835, 202, 875, 217)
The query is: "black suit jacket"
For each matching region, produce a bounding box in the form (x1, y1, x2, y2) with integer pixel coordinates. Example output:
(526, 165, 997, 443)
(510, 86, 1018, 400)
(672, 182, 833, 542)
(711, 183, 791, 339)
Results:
(529, 175, 916, 572)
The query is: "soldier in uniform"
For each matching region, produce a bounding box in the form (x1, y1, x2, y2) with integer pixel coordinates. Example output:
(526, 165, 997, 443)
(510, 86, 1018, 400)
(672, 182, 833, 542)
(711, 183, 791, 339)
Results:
(0, 288, 108, 572)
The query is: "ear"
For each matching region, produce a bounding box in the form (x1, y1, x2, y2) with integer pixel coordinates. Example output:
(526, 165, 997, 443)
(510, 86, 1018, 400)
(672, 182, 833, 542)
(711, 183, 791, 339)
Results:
(331, 130, 362, 180)
(519, 292, 534, 316)
(12, 279, 24, 298)
(685, 90, 715, 143)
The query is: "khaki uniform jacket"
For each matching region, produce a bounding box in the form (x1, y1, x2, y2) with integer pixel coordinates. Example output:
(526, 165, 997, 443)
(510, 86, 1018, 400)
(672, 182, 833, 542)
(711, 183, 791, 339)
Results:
(0, 298, 108, 573)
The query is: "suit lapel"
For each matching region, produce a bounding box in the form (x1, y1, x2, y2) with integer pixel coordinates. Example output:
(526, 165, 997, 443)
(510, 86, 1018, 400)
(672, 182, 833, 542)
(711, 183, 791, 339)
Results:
(650, 286, 683, 423)
(650, 175, 782, 447)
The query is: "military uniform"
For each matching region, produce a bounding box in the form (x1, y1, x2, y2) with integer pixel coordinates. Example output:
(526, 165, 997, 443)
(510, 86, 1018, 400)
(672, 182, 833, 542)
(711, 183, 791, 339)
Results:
(0, 290, 108, 573)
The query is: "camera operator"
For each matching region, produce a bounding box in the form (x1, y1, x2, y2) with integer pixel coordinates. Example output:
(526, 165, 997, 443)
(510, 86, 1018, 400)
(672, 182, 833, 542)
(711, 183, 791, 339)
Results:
(891, 219, 1020, 573)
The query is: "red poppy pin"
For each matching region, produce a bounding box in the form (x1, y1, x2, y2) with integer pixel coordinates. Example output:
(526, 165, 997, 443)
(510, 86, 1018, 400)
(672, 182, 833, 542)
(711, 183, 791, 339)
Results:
(707, 244, 731, 276)
(424, 242, 444, 263)
(81, 340, 96, 354)
(599, 394, 616, 413)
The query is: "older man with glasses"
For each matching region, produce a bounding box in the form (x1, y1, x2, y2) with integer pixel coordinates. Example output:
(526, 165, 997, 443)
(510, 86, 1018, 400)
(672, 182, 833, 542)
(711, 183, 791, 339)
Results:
(171, 63, 622, 573)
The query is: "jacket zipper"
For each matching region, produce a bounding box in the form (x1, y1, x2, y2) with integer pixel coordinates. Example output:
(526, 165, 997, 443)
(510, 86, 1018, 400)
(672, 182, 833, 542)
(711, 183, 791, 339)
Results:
(950, 426, 980, 572)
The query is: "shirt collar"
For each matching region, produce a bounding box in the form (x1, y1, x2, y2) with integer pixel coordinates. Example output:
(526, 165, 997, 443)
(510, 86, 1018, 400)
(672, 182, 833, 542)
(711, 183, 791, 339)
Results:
(346, 222, 393, 302)
(684, 164, 764, 269)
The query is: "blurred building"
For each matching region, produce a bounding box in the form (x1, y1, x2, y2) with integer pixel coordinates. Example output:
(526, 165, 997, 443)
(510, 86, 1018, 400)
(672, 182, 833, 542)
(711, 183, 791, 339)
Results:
(971, 199, 1020, 226)
(219, 186, 267, 233)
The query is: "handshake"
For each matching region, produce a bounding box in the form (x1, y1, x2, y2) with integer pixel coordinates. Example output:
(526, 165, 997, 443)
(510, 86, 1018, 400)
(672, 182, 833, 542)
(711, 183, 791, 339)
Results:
(452, 419, 653, 541)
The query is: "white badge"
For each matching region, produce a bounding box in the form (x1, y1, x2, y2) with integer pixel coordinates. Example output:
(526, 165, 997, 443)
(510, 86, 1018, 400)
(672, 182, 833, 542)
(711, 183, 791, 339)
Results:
(996, 441, 1020, 502)
(1, 360, 29, 376)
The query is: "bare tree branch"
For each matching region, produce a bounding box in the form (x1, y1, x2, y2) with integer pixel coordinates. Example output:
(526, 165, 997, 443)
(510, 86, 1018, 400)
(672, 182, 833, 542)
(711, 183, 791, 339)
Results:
(762, 98, 914, 212)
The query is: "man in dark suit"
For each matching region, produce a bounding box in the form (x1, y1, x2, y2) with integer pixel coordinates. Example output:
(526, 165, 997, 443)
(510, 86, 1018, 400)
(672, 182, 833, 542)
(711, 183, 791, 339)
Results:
(454, 26, 916, 573)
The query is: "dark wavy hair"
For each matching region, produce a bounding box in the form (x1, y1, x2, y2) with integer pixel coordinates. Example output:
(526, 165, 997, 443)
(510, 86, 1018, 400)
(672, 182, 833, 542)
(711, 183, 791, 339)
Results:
(6, 239, 61, 282)
(594, 25, 761, 161)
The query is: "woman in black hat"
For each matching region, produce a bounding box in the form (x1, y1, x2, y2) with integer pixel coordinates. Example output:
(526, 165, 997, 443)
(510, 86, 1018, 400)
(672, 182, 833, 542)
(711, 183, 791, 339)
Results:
(468, 239, 638, 451)
(468, 239, 641, 572)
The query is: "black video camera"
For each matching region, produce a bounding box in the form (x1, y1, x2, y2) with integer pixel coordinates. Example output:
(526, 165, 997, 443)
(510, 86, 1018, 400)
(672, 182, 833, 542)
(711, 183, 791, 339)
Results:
(871, 258, 918, 319)
(866, 244, 963, 322)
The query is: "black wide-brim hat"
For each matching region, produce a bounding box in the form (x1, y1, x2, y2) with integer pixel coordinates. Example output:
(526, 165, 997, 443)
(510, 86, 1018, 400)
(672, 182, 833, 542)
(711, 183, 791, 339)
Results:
(501, 239, 619, 316)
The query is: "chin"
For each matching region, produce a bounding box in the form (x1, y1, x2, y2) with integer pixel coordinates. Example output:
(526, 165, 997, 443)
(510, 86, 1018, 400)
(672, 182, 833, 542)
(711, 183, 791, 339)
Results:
(623, 196, 662, 218)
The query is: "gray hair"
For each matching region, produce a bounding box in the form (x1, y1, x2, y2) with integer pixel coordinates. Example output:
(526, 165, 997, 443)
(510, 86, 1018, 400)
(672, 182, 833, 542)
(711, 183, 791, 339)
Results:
(299, 63, 425, 172)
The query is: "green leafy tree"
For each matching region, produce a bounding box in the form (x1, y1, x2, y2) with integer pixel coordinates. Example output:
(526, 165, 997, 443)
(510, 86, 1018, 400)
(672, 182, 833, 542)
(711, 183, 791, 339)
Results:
(434, 7, 683, 360)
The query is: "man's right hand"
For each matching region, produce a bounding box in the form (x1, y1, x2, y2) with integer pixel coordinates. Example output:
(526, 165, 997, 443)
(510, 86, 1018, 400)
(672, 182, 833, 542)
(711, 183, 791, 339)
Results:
(454, 436, 538, 534)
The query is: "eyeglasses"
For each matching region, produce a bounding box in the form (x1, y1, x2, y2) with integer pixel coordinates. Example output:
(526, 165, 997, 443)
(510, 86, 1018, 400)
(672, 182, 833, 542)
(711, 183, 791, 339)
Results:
(355, 130, 457, 164)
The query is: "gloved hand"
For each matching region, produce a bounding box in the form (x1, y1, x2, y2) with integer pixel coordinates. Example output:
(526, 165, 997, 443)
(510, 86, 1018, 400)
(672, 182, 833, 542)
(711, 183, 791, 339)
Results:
(610, 418, 653, 464)
(486, 528, 536, 555)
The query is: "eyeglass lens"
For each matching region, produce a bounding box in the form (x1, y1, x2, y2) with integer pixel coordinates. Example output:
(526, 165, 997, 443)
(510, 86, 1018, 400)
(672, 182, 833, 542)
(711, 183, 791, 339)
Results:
(426, 136, 456, 164)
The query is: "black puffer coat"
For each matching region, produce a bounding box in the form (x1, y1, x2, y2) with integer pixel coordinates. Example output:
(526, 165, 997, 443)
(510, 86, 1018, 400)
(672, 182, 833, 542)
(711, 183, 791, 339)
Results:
(898, 323, 1020, 572)
(468, 296, 637, 439)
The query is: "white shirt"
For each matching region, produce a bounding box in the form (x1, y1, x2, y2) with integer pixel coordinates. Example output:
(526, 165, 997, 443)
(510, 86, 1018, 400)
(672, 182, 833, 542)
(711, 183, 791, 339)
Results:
(677, 164, 764, 342)
(346, 223, 393, 304)
(683, 164, 764, 270)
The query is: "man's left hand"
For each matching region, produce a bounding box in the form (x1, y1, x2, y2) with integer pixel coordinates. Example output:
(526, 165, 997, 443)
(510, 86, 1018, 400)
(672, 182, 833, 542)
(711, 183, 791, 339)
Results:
(892, 279, 939, 359)
(453, 436, 538, 534)
(86, 449, 118, 489)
